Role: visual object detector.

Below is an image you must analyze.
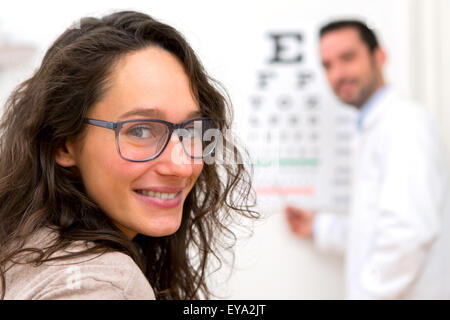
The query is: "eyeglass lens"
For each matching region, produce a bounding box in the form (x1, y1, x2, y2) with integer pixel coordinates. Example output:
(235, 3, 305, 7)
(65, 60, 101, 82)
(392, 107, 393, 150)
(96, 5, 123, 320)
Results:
(118, 119, 217, 161)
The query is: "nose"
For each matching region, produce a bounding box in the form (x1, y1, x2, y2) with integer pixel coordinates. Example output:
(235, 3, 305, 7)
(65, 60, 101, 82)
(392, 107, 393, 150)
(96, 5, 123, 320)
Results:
(153, 133, 197, 178)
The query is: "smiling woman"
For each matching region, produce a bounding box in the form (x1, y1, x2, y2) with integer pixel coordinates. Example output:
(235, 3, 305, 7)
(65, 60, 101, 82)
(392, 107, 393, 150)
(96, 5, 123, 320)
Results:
(0, 11, 257, 300)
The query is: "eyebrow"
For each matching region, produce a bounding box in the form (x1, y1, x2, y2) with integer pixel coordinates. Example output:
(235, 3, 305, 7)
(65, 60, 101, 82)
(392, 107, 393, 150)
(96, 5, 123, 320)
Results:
(119, 107, 203, 120)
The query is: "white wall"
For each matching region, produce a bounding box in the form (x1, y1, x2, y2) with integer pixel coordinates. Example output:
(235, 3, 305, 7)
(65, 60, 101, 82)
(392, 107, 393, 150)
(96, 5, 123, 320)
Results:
(409, 0, 450, 158)
(0, 0, 446, 299)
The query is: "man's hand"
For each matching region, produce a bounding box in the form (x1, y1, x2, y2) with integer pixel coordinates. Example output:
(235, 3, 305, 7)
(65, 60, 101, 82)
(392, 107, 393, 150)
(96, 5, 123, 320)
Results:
(284, 206, 316, 238)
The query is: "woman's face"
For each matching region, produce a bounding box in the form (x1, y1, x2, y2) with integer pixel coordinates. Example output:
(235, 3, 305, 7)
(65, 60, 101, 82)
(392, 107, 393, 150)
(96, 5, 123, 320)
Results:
(56, 47, 203, 239)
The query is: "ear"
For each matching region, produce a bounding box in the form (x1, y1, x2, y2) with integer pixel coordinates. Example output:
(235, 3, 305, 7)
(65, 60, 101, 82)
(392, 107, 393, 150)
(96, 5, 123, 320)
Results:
(55, 139, 77, 167)
(373, 47, 387, 69)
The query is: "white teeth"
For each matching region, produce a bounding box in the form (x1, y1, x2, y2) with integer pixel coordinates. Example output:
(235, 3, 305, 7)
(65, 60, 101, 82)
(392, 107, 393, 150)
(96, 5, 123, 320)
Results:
(138, 190, 177, 200)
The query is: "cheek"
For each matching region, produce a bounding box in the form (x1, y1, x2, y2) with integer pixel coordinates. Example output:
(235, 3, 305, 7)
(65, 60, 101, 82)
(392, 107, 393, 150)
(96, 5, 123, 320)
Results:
(76, 137, 145, 205)
(326, 68, 342, 87)
(188, 163, 203, 189)
(350, 59, 372, 80)
(327, 72, 337, 86)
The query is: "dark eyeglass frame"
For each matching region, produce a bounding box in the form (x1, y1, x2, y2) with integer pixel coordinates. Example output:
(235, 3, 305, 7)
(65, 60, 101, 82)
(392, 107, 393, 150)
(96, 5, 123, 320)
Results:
(84, 117, 220, 162)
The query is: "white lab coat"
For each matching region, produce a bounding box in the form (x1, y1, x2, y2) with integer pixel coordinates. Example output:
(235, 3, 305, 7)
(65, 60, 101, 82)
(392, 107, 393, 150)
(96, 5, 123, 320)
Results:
(313, 88, 450, 299)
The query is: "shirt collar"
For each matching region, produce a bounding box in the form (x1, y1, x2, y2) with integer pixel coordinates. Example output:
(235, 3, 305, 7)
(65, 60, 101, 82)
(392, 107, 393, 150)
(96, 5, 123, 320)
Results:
(356, 85, 388, 131)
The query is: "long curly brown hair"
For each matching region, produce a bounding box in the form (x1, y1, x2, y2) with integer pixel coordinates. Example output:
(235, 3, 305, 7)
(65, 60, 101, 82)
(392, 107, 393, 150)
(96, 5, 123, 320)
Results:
(0, 11, 257, 299)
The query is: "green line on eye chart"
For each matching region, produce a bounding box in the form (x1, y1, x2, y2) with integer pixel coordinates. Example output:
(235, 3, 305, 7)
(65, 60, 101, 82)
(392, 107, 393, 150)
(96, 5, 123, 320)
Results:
(253, 158, 320, 167)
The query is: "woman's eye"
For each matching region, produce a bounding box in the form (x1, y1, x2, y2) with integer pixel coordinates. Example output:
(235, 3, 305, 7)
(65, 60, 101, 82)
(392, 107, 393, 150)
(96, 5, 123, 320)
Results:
(126, 125, 155, 139)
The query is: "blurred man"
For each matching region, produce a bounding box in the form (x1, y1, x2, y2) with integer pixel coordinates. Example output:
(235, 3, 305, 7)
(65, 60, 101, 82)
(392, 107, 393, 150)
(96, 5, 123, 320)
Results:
(285, 20, 450, 299)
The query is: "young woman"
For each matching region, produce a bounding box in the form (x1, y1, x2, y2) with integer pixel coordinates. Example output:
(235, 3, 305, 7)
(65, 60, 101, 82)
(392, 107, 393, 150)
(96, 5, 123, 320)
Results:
(0, 10, 257, 300)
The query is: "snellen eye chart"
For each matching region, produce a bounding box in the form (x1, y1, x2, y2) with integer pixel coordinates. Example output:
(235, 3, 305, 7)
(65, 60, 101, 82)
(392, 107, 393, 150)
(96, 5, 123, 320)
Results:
(233, 26, 357, 213)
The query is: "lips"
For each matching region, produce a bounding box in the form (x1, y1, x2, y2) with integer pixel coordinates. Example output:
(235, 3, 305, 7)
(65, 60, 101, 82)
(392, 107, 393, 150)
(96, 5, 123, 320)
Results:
(336, 79, 357, 92)
(133, 186, 184, 209)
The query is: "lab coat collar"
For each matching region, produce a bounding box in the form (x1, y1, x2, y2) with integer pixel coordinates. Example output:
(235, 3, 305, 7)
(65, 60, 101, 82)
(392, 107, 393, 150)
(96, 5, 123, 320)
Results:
(358, 86, 392, 132)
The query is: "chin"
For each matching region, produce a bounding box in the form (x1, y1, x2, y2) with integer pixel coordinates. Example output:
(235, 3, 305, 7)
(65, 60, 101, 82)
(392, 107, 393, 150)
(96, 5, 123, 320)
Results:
(150, 227, 181, 237)
(339, 95, 359, 106)
(142, 217, 183, 237)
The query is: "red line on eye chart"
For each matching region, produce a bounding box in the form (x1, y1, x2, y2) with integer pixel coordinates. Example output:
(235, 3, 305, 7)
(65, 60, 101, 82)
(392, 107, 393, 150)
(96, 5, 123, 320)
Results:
(255, 186, 315, 195)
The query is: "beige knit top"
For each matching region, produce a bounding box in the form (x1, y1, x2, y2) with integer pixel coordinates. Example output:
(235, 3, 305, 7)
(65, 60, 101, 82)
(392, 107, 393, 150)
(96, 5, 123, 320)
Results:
(3, 228, 155, 300)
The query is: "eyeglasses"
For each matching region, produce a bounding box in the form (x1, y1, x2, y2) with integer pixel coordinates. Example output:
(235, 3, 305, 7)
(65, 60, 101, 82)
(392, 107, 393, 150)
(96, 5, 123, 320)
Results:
(84, 117, 220, 162)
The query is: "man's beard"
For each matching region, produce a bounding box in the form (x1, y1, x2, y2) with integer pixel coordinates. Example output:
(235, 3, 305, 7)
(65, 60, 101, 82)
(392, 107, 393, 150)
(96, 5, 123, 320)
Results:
(335, 64, 380, 108)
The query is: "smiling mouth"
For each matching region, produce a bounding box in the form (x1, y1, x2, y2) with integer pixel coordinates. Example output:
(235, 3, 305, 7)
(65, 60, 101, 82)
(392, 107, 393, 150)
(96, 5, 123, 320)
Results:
(135, 189, 180, 200)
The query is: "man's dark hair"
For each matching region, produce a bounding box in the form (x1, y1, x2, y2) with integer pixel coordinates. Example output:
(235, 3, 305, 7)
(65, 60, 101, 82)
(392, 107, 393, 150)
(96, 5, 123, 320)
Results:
(320, 20, 379, 52)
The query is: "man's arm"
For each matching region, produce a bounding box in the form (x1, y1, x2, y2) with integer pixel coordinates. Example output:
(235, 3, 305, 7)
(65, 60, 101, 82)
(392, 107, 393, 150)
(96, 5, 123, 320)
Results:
(285, 206, 348, 256)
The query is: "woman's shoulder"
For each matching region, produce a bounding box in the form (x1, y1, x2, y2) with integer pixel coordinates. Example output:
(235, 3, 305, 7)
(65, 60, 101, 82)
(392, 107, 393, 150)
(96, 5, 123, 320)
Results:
(4, 227, 155, 300)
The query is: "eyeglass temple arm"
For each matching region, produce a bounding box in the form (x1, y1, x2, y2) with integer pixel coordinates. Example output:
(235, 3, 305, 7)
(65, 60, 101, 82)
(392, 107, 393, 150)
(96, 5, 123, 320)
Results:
(84, 118, 117, 130)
